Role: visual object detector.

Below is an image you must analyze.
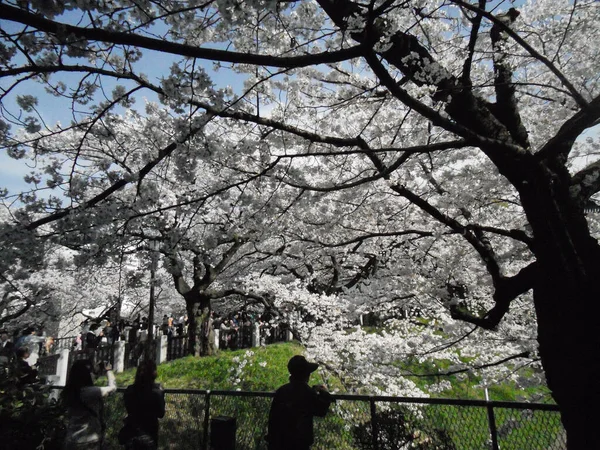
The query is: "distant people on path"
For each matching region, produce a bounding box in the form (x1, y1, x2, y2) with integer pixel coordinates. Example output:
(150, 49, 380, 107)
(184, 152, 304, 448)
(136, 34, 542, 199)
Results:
(62, 359, 116, 450)
(266, 355, 333, 450)
(119, 359, 165, 449)
(15, 347, 38, 386)
(85, 324, 100, 350)
(161, 315, 170, 337)
(0, 329, 14, 366)
(15, 326, 47, 365)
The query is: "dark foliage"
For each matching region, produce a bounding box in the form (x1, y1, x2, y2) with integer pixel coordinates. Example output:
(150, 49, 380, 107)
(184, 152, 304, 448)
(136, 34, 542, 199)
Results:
(354, 406, 456, 450)
(0, 360, 66, 449)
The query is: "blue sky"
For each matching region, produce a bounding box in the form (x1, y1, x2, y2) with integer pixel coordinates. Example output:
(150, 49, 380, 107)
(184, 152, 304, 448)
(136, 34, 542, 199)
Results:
(0, 11, 248, 196)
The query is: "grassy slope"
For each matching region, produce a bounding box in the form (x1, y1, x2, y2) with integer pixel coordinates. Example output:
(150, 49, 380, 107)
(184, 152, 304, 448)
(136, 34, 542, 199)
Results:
(115, 342, 331, 391)
(112, 341, 550, 403)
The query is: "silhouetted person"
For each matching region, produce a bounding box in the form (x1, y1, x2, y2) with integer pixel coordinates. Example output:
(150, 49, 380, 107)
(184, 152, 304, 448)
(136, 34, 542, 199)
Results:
(0, 329, 14, 366)
(15, 347, 38, 386)
(63, 359, 116, 449)
(85, 325, 100, 349)
(121, 359, 165, 449)
(267, 355, 333, 450)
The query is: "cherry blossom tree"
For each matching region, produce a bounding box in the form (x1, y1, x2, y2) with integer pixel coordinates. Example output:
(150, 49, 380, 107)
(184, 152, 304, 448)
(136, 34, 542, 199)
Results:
(1, 1, 599, 446)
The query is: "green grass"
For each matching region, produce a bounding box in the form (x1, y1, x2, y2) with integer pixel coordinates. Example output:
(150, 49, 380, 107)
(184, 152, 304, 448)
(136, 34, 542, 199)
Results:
(109, 341, 552, 403)
(114, 342, 331, 391)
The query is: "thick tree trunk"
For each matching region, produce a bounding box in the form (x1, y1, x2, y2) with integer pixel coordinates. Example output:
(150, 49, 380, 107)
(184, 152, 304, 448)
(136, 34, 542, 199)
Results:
(533, 269, 600, 449)
(185, 294, 214, 357)
(519, 161, 600, 449)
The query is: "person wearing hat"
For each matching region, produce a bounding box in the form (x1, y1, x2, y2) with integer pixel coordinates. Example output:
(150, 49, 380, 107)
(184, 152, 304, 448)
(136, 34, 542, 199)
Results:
(266, 355, 333, 450)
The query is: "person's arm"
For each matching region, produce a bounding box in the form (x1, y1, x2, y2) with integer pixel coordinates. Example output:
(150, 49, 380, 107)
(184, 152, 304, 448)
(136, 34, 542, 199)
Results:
(98, 368, 117, 396)
(80, 370, 116, 405)
(155, 387, 166, 418)
(310, 385, 333, 417)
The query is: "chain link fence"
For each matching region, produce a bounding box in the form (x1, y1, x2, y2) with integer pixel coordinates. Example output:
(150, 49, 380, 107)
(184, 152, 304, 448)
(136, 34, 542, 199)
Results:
(81, 389, 565, 450)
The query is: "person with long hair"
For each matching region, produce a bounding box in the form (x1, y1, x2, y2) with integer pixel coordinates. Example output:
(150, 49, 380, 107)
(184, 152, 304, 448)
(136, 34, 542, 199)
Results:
(120, 359, 165, 449)
(62, 360, 116, 449)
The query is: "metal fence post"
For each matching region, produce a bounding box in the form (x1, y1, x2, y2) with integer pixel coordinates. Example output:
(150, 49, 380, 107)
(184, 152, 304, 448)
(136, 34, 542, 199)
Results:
(203, 390, 211, 450)
(113, 341, 126, 373)
(370, 397, 379, 450)
(485, 389, 500, 450)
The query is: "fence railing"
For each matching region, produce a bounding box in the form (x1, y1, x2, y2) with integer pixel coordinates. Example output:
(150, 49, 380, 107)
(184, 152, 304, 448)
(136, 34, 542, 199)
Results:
(37, 353, 60, 377)
(39, 323, 293, 385)
(60, 388, 564, 450)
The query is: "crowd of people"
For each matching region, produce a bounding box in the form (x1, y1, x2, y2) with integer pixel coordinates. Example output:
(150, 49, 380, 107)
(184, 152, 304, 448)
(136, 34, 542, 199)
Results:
(59, 354, 331, 450)
(0, 326, 54, 386)
(62, 358, 165, 450)
(2, 317, 332, 450)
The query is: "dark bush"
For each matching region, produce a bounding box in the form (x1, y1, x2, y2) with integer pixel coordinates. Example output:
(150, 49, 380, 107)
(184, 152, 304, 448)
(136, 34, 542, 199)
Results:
(354, 406, 456, 450)
(0, 361, 66, 449)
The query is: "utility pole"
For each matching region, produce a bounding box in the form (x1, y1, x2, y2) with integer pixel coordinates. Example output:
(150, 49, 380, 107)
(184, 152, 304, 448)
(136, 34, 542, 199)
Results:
(146, 240, 159, 360)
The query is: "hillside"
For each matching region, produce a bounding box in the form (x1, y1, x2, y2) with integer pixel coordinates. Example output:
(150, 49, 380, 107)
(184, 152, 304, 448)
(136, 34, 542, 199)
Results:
(112, 342, 553, 403)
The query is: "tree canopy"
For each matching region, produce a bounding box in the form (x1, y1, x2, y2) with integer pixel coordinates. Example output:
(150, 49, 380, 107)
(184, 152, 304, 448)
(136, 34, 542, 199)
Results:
(1, 1, 599, 447)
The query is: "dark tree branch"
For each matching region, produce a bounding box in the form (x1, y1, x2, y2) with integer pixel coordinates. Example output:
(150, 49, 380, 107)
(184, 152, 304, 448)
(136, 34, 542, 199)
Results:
(408, 351, 531, 378)
(450, 262, 537, 329)
(465, 224, 534, 248)
(213, 236, 247, 276)
(24, 141, 177, 230)
(450, 0, 588, 108)
(167, 254, 192, 295)
(489, 8, 530, 149)
(0, 63, 471, 168)
(536, 94, 600, 161)
(308, 230, 437, 248)
(0, 3, 367, 69)
(571, 159, 600, 203)
(344, 254, 378, 290)
(317, 0, 527, 155)
(391, 184, 504, 281)
(22, 120, 210, 231)
(0, 295, 33, 326)
(461, 0, 487, 86)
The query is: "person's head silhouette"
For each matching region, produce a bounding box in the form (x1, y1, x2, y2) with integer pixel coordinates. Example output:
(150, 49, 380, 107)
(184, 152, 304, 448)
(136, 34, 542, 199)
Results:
(287, 355, 318, 383)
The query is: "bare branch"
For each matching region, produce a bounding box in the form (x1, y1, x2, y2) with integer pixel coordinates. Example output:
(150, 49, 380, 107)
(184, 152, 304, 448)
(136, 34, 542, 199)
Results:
(536, 95, 600, 161)
(407, 351, 531, 378)
(461, 0, 487, 86)
(571, 158, 600, 203)
(450, 0, 588, 108)
(0, 3, 367, 69)
(450, 262, 537, 329)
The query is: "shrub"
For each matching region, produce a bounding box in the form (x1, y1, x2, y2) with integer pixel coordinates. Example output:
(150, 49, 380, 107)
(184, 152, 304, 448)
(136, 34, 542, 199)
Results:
(353, 406, 456, 450)
(0, 360, 66, 449)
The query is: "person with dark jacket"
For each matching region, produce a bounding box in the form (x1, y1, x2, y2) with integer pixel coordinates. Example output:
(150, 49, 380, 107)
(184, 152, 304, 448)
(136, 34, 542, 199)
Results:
(63, 359, 116, 449)
(266, 355, 333, 450)
(121, 360, 165, 449)
(15, 347, 38, 386)
(0, 329, 14, 366)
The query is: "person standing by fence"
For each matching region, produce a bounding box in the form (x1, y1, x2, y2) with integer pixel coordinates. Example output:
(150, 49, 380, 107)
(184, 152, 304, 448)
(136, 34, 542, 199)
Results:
(266, 355, 333, 450)
(62, 360, 116, 450)
(119, 359, 165, 450)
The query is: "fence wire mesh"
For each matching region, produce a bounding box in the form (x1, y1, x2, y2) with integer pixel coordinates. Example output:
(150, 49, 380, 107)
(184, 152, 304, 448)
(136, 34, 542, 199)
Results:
(493, 404, 566, 450)
(70, 389, 565, 450)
